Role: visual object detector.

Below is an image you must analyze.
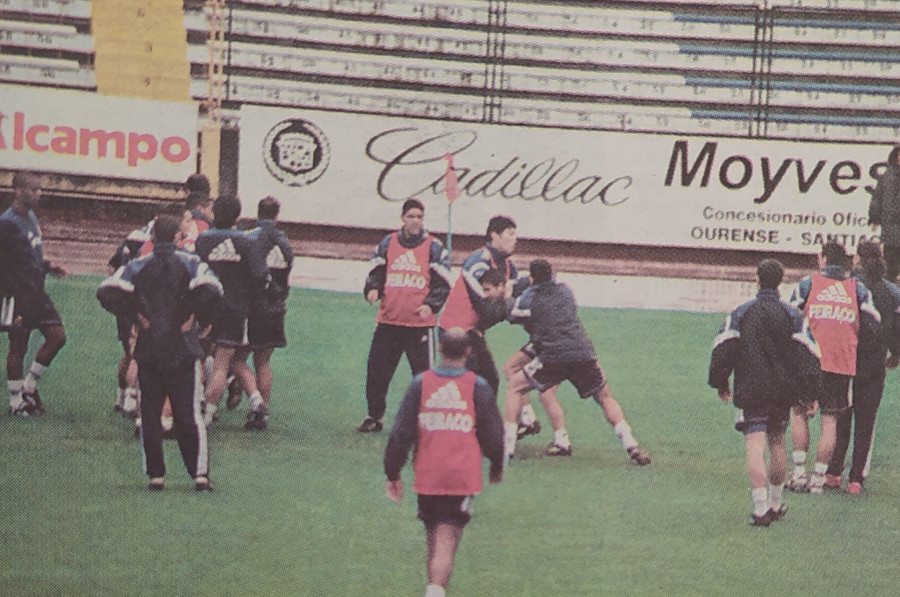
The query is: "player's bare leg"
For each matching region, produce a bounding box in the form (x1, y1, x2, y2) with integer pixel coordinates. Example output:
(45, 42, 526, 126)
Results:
(425, 523, 464, 596)
(593, 384, 650, 465)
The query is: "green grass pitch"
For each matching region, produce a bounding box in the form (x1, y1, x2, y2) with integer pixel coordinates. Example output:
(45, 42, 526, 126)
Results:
(1, 276, 899, 596)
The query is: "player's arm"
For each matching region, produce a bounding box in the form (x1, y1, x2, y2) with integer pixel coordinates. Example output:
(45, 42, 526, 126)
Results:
(364, 235, 391, 303)
(384, 375, 423, 482)
(461, 255, 508, 328)
(186, 260, 224, 329)
(788, 309, 823, 404)
(508, 286, 534, 325)
(96, 264, 139, 320)
(788, 277, 812, 310)
(709, 311, 740, 399)
(423, 240, 452, 314)
(473, 378, 505, 480)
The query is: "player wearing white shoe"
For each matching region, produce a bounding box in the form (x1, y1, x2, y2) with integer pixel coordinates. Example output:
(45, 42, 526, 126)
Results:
(504, 260, 650, 465)
(0, 171, 67, 418)
(384, 328, 503, 597)
(710, 259, 822, 526)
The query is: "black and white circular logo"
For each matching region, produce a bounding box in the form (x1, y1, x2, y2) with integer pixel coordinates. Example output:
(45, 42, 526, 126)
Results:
(263, 118, 331, 187)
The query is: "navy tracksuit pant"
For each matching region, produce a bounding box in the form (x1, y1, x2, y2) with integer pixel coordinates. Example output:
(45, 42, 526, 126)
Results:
(138, 359, 208, 480)
(828, 372, 885, 484)
(365, 323, 433, 420)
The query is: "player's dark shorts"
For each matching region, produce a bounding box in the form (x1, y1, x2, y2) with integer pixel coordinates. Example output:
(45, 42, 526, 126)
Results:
(210, 306, 250, 348)
(116, 316, 137, 353)
(4, 290, 62, 332)
(417, 494, 474, 527)
(818, 371, 852, 414)
(523, 357, 606, 398)
(248, 310, 287, 349)
(734, 404, 790, 435)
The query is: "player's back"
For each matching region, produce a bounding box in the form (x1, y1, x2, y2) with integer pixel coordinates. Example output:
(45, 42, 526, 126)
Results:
(196, 227, 268, 316)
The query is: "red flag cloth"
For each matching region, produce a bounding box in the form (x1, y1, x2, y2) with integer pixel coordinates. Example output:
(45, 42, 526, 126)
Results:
(442, 153, 460, 203)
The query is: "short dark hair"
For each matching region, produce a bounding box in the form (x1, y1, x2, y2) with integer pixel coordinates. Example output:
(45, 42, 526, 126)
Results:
(185, 191, 213, 211)
(159, 201, 188, 220)
(12, 170, 38, 189)
(154, 213, 182, 244)
(479, 268, 507, 289)
(821, 241, 848, 266)
(530, 259, 553, 284)
(857, 240, 886, 279)
(185, 173, 211, 196)
(485, 215, 516, 242)
(757, 259, 784, 289)
(213, 195, 241, 228)
(440, 328, 471, 360)
(258, 196, 280, 220)
(402, 198, 424, 215)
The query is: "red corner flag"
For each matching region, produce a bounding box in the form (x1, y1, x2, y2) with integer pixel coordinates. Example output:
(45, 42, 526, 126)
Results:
(442, 153, 460, 203)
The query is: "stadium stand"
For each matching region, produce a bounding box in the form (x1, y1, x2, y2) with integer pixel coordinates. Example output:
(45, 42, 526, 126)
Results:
(181, 0, 900, 143)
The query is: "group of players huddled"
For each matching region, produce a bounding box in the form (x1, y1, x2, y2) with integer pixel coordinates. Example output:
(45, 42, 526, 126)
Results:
(0, 171, 296, 492)
(94, 174, 295, 491)
(710, 240, 900, 527)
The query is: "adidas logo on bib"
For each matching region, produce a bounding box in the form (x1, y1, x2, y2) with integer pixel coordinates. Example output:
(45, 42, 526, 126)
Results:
(816, 283, 852, 305)
(267, 246, 287, 268)
(391, 250, 421, 273)
(208, 239, 242, 262)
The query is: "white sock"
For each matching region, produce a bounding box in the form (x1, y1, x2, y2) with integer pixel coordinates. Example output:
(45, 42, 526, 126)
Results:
(519, 403, 536, 426)
(751, 487, 769, 517)
(249, 391, 264, 410)
(813, 462, 828, 476)
(123, 389, 138, 412)
(504, 422, 518, 457)
(613, 421, 637, 451)
(204, 402, 218, 426)
(553, 429, 570, 448)
(23, 362, 47, 393)
(768, 482, 784, 510)
(8, 379, 23, 403)
(161, 415, 174, 431)
(425, 584, 446, 597)
(792, 451, 807, 477)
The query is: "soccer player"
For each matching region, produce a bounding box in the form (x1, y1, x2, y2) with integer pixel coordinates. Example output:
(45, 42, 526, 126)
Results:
(787, 241, 880, 493)
(195, 195, 270, 428)
(97, 212, 221, 491)
(439, 215, 518, 396)
(245, 196, 294, 430)
(709, 259, 822, 526)
(0, 171, 67, 417)
(383, 327, 504, 597)
(827, 241, 900, 493)
(358, 198, 451, 432)
(503, 260, 651, 465)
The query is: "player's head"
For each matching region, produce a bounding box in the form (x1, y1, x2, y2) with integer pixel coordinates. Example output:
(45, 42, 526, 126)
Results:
(153, 212, 183, 244)
(821, 241, 849, 267)
(400, 198, 425, 237)
(888, 145, 900, 167)
(185, 173, 211, 197)
(856, 240, 885, 279)
(756, 259, 784, 290)
(258, 196, 281, 220)
(529, 259, 553, 285)
(439, 327, 471, 361)
(480, 268, 507, 301)
(486, 215, 516, 254)
(213, 195, 242, 229)
(12, 170, 42, 209)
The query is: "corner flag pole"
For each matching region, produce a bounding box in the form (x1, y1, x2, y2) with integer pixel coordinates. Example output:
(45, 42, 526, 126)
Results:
(442, 153, 460, 263)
